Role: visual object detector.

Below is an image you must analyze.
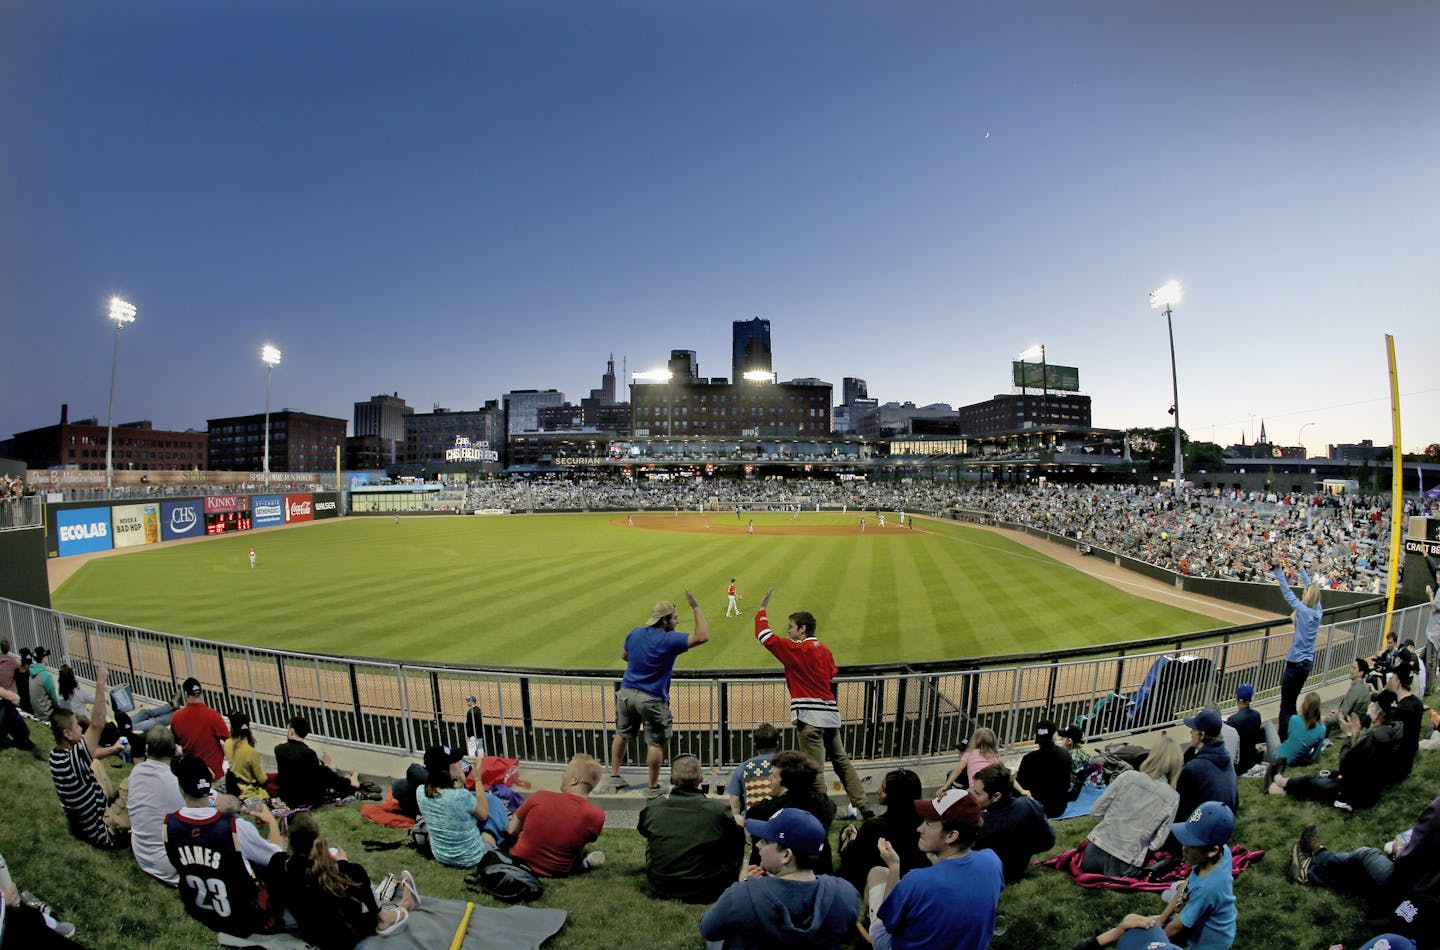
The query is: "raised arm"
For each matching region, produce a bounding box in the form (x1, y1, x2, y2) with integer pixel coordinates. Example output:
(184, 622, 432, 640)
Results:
(684, 589, 709, 649)
(1271, 566, 1302, 610)
(84, 668, 109, 756)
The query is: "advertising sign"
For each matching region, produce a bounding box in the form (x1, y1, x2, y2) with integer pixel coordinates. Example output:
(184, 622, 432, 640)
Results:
(204, 495, 248, 514)
(252, 494, 284, 528)
(283, 493, 313, 524)
(161, 499, 205, 542)
(112, 503, 160, 549)
(1011, 362, 1081, 392)
(55, 506, 113, 557)
(311, 492, 340, 519)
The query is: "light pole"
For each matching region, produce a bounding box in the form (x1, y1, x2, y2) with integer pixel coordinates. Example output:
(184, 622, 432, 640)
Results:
(104, 296, 138, 495)
(1019, 344, 1046, 428)
(260, 345, 282, 477)
(1150, 280, 1185, 497)
(1298, 422, 1316, 459)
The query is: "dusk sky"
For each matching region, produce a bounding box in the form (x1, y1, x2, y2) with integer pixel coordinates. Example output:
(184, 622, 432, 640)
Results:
(3, 1, 1437, 455)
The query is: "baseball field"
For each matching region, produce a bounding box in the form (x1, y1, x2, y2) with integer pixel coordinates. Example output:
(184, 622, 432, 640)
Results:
(50, 512, 1221, 668)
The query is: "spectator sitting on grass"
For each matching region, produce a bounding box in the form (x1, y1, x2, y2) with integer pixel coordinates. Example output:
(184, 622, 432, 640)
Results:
(638, 753, 745, 902)
(745, 750, 837, 874)
(1270, 689, 1404, 810)
(507, 753, 607, 877)
(0, 638, 19, 696)
(127, 725, 186, 885)
(1016, 719, 1077, 818)
(1068, 800, 1237, 950)
(13, 648, 32, 717)
(1173, 709, 1238, 844)
(1, 848, 82, 945)
(943, 727, 1001, 791)
(389, 758, 431, 820)
(169, 677, 229, 782)
(1262, 691, 1326, 786)
(55, 666, 92, 718)
(223, 712, 270, 800)
(163, 754, 287, 938)
(867, 787, 1004, 950)
(698, 808, 860, 950)
(274, 811, 420, 947)
(49, 666, 124, 850)
(274, 716, 359, 807)
(415, 744, 504, 869)
(1288, 787, 1440, 945)
(970, 764, 1055, 883)
(1387, 660, 1425, 781)
(0, 682, 34, 752)
(1083, 734, 1183, 878)
(1057, 726, 1092, 801)
(27, 647, 59, 723)
(837, 767, 926, 910)
(725, 723, 780, 824)
(1325, 658, 1375, 732)
(1226, 684, 1263, 776)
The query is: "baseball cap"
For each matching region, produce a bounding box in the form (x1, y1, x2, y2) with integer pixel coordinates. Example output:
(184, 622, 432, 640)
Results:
(172, 754, 214, 799)
(1359, 936, 1417, 950)
(915, 787, 982, 827)
(1034, 719, 1058, 741)
(1371, 689, 1399, 719)
(745, 808, 827, 855)
(31, 646, 49, 662)
(1170, 801, 1235, 847)
(466, 695, 478, 703)
(1236, 683, 1255, 702)
(182, 677, 204, 697)
(1058, 725, 1084, 744)
(648, 601, 677, 624)
(1182, 708, 1222, 736)
(423, 744, 464, 779)
(1117, 926, 1183, 950)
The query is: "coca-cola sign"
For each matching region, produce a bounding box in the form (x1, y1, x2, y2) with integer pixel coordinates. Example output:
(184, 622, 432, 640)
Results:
(283, 493, 313, 523)
(204, 495, 247, 514)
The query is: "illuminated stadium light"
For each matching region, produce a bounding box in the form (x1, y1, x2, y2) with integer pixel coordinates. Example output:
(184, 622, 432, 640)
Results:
(104, 295, 139, 494)
(633, 368, 673, 382)
(261, 343, 283, 475)
(1149, 279, 1184, 310)
(742, 370, 775, 382)
(1017, 344, 1043, 361)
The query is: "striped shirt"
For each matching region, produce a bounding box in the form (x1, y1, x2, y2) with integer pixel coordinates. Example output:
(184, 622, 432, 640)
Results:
(755, 609, 842, 729)
(50, 742, 115, 849)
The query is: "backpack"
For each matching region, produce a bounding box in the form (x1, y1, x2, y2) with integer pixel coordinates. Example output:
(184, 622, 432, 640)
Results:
(469, 849, 543, 903)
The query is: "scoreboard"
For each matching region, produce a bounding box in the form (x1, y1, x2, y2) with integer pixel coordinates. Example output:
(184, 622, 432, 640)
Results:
(205, 510, 252, 534)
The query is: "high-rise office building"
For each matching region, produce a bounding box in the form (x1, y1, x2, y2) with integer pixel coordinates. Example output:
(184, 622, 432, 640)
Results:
(842, 377, 868, 405)
(732, 318, 772, 382)
(502, 389, 567, 436)
(352, 393, 413, 465)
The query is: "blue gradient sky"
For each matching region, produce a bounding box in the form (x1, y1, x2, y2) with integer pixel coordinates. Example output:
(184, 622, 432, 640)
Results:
(3, 2, 1437, 454)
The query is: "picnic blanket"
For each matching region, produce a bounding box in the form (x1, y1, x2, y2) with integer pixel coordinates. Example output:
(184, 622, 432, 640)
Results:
(1039, 839, 1264, 891)
(1058, 782, 1105, 820)
(360, 791, 416, 830)
(217, 896, 567, 950)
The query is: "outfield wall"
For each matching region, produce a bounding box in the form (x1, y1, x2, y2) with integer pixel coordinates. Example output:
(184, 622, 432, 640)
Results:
(42, 491, 342, 558)
(2, 594, 1425, 771)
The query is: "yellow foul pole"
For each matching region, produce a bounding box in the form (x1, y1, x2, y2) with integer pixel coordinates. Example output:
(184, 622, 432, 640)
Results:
(1383, 334, 1404, 643)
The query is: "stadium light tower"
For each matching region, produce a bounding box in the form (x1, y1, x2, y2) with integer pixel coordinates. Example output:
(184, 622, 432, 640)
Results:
(1150, 280, 1185, 497)
(634, 367, 674, 437)
(1018, 343, 1046, 427)
(260, 344, 282, 476)
(104, 296, 138, 495)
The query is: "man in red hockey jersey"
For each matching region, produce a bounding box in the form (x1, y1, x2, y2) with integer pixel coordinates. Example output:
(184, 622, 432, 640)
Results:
(752, 588, 872, 819)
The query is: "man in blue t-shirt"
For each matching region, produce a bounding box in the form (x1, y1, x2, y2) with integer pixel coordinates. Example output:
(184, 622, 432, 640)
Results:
(871, 787, 1005, 950)
(608, 590, 708, 796)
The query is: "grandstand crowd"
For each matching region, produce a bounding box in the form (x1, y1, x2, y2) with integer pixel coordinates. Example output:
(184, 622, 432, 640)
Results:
(3, 554, 1440, 949)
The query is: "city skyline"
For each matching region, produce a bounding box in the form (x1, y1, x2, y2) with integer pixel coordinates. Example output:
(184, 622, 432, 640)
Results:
(2, 2, 1437, 455)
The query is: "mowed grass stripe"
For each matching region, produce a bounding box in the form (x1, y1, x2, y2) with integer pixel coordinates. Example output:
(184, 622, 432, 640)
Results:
(53, 515, 1220, 668)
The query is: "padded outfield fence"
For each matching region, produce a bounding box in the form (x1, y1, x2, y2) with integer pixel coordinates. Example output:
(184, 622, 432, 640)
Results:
(2, 594, 1424, 772)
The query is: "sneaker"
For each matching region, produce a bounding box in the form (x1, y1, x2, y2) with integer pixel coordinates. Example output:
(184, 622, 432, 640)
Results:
(608, 774, 631, 791)
(1265, 756, 1288, 788)
(1288, 824, 1324, 883)
(375, 872, 398, 904)
(1241, 763, 1268, 779)
(583, 850, 606, 869)
(643, 783, 667, 799)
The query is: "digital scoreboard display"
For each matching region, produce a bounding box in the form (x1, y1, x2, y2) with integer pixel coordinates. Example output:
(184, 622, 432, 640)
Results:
(205, 510, 252, 534)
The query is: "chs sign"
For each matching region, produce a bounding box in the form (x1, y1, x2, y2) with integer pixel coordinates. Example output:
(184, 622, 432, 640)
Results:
(444, 437, 499, 463)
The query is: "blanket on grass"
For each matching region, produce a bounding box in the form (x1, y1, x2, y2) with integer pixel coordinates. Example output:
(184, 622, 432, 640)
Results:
(1039, 839, 1264, 891)
(216, 896, 567, 950)
(1058, 782, 1105, 820)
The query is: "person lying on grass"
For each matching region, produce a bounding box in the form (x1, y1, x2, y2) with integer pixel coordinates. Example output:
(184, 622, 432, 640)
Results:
(1068, 800, 1237, 950)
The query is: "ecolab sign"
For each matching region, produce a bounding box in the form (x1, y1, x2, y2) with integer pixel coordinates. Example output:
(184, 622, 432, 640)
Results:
(161, 500, 204, 541)
(283, 493, 313, 524)
(56, 507, 114, 557)
(204, 495, 248, 514)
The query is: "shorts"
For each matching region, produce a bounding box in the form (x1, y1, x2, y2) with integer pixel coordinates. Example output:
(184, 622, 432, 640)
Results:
(615, 688, 673, 749)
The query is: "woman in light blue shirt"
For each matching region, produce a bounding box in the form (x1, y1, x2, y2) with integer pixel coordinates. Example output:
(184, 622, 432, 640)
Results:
(1272, 564, 1322, 741)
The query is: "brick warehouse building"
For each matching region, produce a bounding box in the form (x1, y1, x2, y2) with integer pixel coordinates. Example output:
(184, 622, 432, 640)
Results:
(206, 410, 346, 472)
(3, 404, 207, 471)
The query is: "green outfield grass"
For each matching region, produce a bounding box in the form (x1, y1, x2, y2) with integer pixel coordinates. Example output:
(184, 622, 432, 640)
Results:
(52, 513, 1219, 667)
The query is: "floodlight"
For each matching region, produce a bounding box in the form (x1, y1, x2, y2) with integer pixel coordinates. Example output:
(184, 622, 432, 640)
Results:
(261, 344, 282, 366)
(1149, 280, 1184, 310)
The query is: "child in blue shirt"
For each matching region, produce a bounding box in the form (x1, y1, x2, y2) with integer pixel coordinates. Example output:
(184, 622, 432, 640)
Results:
(1067, 801, 1236, 950)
